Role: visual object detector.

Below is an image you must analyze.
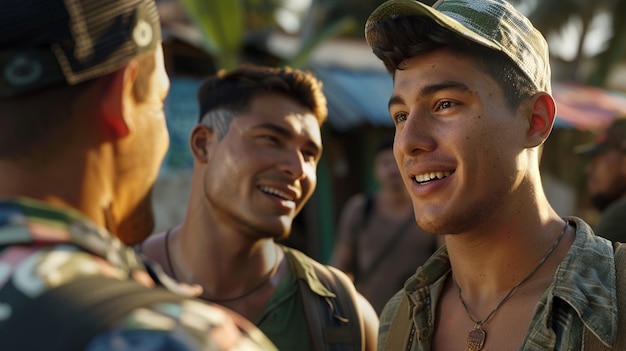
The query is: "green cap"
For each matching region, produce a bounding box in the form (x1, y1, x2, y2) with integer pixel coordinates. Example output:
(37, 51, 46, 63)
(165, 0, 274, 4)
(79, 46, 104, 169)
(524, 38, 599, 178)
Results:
(365, 0, 551, 93)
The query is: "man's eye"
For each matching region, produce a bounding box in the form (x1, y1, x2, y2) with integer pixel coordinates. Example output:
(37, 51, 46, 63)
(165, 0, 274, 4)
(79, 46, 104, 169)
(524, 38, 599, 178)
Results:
(393, 112, 408, 123)
(437, 100, 454, 110)
(261, 135, 279, 143)
(302, 150, 318, 161)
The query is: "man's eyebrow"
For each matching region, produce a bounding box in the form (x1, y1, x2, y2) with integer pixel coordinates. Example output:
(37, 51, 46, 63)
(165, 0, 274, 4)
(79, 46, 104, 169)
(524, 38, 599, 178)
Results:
(388, 81, 471, 110)
(388, 95, 405, 110)
(254, 122, 322, 154)
(421, 81, 471, 96)
(254, 122, 291, 137)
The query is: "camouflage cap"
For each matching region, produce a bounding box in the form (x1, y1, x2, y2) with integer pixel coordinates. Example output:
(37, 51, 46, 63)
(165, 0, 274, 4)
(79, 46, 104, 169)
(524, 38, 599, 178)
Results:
(575, 118, 626, 157)
(0, 0, 161, 98)
(365, 0, 551, 93)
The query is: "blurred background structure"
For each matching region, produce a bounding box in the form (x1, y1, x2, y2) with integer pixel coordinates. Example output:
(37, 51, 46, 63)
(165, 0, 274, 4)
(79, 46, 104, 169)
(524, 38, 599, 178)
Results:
(152, 0, 626, 263)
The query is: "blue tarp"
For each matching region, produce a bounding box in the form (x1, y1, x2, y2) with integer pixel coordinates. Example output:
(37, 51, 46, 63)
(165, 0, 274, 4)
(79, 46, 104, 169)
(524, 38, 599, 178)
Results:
(311, 65, 394, 131)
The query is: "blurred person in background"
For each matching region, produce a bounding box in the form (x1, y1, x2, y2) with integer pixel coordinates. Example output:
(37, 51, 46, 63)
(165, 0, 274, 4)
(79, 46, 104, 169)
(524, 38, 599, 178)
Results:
(330, 137, 440, 314)
(576, 117, 626, 243)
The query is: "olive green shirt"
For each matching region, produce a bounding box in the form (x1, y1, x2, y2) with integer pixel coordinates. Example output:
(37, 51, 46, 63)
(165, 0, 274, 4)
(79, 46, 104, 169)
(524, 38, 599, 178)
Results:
(378, 217, 618, 351)
(256, 246, 353, 351)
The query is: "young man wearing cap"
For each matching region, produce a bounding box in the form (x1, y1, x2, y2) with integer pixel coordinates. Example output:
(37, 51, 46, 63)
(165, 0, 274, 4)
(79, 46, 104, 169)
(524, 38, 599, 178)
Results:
(140, 64, 379, 351)
(576, 117, 626, 243)
(365, 0, 624, 350)
(0, 1, 276, 350)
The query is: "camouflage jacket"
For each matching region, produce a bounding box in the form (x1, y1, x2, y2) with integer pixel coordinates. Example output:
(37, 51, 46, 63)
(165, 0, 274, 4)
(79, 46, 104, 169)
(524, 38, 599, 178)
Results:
(0, 198, 276, 350)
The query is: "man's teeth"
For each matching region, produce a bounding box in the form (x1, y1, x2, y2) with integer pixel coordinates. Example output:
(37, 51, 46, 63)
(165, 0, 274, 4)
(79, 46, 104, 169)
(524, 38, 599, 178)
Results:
(414, 171, 452, 183)
(260, 186, 293, 201)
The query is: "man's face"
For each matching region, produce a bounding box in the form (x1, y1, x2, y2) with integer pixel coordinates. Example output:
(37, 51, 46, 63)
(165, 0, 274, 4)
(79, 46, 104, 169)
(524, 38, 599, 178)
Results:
(586, 149, 626, 210)
(388, 49, 530, 235)
(114, 45, 170, 244)
(201, 93, 322, 239)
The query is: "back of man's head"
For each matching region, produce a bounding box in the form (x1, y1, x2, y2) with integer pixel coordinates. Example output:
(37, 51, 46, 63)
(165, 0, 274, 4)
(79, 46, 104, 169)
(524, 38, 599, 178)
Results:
(0, 0, 161, 98)
(0, 0, 162, 160)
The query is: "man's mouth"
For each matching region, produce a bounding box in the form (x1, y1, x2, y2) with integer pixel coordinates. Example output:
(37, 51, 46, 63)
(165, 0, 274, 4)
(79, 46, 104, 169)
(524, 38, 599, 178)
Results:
(259, 186, 295, 201)
(414, 171, 452, 184)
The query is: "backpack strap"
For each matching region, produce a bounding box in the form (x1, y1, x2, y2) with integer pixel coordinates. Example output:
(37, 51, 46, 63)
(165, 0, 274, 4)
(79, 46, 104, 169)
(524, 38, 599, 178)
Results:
(382, 293, 413, 351)
(583, 242, 626, 350)
(324, 265, 365, 351)
(285, 247, 363, 351)
(0, 276, 185, 351)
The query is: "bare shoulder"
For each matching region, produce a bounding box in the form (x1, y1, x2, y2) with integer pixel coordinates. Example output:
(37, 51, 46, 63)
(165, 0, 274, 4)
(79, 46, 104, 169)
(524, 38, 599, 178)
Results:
(138, 224, 182, 261)
(356, 291, 380, 351)
(138, 229, 167, 257)
(327, 266, 380, 350)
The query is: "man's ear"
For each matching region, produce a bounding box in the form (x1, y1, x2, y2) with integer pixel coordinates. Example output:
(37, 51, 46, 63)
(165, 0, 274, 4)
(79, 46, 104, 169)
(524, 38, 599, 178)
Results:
(189, 124, 217, 164)
(525, 92, 556, 147)
(98, 62, 139, 138)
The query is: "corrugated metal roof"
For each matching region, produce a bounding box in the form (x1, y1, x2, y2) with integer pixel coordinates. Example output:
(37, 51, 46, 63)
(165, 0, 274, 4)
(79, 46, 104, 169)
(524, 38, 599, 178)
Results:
(311, 65, 393, 131)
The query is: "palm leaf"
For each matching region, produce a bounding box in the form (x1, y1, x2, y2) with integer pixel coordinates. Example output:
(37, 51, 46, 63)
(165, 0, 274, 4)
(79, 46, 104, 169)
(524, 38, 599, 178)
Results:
(179, 0, 245, 69)
(284, 16, 357, 68)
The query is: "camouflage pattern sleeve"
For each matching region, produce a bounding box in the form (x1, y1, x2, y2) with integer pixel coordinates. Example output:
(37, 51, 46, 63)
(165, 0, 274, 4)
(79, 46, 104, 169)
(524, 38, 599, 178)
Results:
(0, 200, 278, 351)
(85, 298, 277, 351)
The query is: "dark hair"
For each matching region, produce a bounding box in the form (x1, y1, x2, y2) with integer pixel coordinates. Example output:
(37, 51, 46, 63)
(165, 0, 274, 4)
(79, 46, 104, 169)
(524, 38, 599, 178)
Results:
(0, 52, 157, 161)
(196, 64, 328, 138)
(370, 15, 537, 110)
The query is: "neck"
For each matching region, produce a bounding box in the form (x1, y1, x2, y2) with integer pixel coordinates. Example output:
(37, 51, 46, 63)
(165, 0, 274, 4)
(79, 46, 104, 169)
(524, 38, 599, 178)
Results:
(0, 156, 110, 227)
(173, 212, 284, 298)
(445, 209, 570, 298)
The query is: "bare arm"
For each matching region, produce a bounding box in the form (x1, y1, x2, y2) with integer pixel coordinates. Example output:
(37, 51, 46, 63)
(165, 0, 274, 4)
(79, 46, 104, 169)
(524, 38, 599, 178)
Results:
(357, 292, 380, 351)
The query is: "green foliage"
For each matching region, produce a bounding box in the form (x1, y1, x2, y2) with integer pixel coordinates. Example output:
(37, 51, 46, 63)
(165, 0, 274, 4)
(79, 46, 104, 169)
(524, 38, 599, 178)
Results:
(178, 0, 356, 70)
(285, 16, 357, 68)
(179, 0, 245, 70)
(523, 0, 626, 87)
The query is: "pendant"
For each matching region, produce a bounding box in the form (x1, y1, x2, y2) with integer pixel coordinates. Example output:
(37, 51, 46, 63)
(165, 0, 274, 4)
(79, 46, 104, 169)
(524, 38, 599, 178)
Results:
(467, 323, 486, 351)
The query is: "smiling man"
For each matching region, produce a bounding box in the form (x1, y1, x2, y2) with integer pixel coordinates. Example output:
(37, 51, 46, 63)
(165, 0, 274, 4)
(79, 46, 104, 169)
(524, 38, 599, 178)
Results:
(365, 0, 625, 350)
(140, 64, 378, 351)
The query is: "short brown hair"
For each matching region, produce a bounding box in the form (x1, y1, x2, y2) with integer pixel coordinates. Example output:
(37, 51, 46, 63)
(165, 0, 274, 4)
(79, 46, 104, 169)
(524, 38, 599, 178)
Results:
(370, 15, 537, 110)
(197, 64, 328, 138)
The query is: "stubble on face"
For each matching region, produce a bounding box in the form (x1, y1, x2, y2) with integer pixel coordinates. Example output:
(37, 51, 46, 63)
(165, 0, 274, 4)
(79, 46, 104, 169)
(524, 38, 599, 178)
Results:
(392, 51, 527, 236)
(200, 94, 321, 241)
